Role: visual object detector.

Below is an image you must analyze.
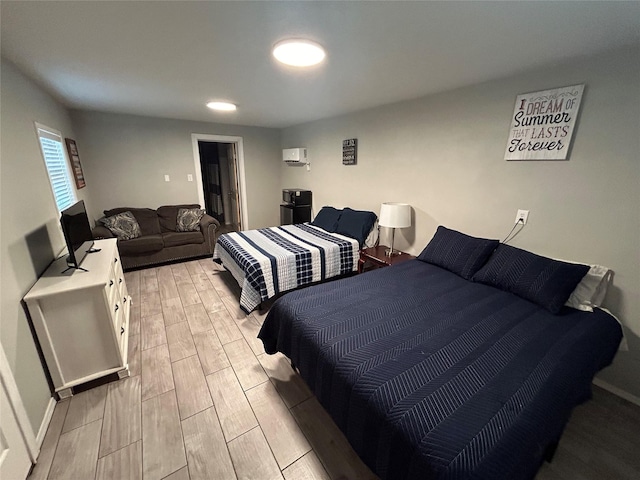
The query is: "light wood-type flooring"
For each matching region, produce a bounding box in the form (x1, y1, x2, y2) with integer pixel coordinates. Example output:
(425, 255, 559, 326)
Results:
(28, 258, 640, 480)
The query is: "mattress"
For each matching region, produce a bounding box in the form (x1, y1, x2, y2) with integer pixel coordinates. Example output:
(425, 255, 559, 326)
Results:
(258, 260, 623, 480)
(213, 223, 360, 313)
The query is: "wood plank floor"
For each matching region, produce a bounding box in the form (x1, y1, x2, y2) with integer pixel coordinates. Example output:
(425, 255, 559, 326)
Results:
(29, 258, 640, 480)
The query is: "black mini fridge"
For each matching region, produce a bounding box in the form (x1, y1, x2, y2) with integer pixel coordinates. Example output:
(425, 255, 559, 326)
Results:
(281, 189, 312, 225)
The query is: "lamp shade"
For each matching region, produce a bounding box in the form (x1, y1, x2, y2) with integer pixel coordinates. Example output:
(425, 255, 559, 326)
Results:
(379, 203, 411, 228)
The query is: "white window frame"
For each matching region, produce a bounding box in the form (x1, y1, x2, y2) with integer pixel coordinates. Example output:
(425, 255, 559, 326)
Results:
(34, 122, 77, 212)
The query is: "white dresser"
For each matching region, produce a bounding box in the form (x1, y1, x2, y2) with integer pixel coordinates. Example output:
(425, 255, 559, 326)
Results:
(24, 238, 130, 398)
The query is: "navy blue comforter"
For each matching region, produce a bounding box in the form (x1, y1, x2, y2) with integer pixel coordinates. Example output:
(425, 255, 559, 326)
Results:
(258, 260, 622, 480)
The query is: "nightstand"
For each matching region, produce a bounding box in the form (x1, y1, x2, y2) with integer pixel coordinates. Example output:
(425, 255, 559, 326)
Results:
(358, 245, 415, 273)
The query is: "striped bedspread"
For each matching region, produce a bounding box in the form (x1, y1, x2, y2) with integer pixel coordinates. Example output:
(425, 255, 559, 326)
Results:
(213, 223, 360, 313)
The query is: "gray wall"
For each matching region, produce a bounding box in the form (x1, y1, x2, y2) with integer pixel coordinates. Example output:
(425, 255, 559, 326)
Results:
(281, 45, 640, 398)
(70, 111, 281, 229)
(0, 59, 92, 433)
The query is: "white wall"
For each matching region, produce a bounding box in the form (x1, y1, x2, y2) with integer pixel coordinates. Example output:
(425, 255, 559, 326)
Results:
(281, 45, 640, 398)
(0, 59, 92, 433)
(70, 111, 282, 229)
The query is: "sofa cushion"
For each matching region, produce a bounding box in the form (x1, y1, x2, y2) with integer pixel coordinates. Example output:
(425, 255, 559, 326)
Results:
(104, 207, 161, 236)
(100, 211, 142, 241)
(162, 231, 204, 248)
(157, 204, 201, 232)
(116, 234, 164, 256)
(177, 208, 206, 232)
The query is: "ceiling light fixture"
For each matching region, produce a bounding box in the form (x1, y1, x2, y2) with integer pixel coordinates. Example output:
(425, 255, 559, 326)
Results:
(206, 101, 237, 111)
(272, 39, 326, 67)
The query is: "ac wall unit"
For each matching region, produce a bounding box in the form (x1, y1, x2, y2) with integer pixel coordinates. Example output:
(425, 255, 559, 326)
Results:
(283, 148, 307, 164)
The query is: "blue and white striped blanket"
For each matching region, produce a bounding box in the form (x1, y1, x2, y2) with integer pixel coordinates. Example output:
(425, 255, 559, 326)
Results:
(213, 224, 360, 313)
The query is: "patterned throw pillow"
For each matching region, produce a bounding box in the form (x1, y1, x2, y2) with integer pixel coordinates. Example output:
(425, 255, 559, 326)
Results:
(100, 211, 141, 240)
(176, 208, 205, 232)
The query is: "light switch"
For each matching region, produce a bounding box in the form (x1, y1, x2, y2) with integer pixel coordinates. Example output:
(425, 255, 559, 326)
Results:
(187, 174, 193, 182)
(164, 175, 170, 182)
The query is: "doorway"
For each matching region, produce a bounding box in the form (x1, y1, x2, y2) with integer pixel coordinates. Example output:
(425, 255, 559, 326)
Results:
(191, 134, 248, 233)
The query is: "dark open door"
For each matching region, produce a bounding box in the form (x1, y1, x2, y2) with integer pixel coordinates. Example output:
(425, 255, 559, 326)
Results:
(198, 141, 224, 223)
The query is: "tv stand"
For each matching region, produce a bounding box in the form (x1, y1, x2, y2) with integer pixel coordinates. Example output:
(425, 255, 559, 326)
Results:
(61, 265, 89, 274)
(24, 239, 130, 397)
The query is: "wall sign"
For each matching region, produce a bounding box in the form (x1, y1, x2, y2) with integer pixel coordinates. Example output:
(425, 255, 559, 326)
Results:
(504, 84, 584, 161)
(342, 138, 357, 165)
(65, 138, 86, 189)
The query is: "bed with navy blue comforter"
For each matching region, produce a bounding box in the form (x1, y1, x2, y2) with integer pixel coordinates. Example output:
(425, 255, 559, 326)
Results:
(258, 260, 622, 480)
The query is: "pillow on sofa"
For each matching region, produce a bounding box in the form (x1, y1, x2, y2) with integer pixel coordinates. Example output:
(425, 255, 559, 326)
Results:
(417, 226, 499, 280)
(100, 211, 142, 240)
(335, 208, 377, 248)
(311, 206, 342, 232)
(472, 244, 590, 314)
(176, 208, 205, 232)
(103, 207, 161, 236)
(157, 204, 202, 232)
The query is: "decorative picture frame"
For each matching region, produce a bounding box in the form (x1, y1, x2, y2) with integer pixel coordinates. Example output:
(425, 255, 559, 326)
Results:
(504, 84, 584, 161)
(343, 138, 357, 165)
(64, 138, 86, 189)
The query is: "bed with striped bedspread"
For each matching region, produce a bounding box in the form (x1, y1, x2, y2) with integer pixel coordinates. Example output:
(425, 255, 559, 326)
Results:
(213, 223, 360, 313)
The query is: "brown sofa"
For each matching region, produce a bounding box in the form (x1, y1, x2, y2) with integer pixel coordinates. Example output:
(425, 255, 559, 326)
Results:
(92, 204, 220, 271)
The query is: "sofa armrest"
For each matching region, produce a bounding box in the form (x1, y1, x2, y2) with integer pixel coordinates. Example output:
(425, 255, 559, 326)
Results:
(200, 214, 220, 254)
(92, 225, 114, 240)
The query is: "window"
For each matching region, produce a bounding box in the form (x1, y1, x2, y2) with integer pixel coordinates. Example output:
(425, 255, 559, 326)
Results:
(35, 123, 76, 212)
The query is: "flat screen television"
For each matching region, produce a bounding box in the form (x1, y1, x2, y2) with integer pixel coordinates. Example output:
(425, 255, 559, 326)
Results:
(60, 200, 94, 270)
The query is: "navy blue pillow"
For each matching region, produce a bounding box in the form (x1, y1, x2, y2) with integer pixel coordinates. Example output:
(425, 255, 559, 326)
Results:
(472, 244, 590, 314)
(311, 206, 342, 232)
(417, 226, 499, 280)
(335, 208, 377, 247)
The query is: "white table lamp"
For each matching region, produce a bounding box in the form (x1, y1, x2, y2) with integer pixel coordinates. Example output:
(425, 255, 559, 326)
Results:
(379, 202, 411, 256)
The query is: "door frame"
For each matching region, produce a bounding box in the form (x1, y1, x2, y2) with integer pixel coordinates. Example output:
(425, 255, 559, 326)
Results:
(0, 343, 39, 465)
(191, 134, 249, 230)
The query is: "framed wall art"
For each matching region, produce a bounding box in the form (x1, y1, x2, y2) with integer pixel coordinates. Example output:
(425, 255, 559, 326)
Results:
(65, 138, 86, 189)
(504, 84, 584, 161)
(343, 138, 357, 165)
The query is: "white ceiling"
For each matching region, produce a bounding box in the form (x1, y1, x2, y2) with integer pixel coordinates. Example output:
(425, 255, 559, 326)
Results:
(2, 1, 639, 129)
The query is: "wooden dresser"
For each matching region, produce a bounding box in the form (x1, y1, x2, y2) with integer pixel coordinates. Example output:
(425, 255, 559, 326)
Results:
(24, 238, 130, 398)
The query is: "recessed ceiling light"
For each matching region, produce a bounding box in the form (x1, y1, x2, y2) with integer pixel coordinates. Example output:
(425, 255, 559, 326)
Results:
(272, 39, 326, 67)
(206, 101, 237, 111)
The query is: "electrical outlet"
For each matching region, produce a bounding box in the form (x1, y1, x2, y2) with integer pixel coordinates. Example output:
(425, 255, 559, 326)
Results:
(515, 209, 529, 225)
(164, 174, 170, 182)
(187, 174, 193, 182)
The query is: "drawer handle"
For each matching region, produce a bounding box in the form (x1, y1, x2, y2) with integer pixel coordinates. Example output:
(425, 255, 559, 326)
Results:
(115, 304, 119, 312)
(114, 258, 118, 263)
(121, 326, 125, 335)
(109, 280, 114, 287)
(119, 278, 123, 284)
(123, 297, 127, 303)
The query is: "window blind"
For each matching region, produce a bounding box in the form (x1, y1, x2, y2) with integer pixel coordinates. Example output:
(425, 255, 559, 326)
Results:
(36, 125, 76, 212)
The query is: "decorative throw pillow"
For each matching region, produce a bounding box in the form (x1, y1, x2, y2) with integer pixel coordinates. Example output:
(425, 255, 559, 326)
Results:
(311, 206, 342, 232)
(416, 226, 499, 280)
(335, 208, 377, 248)
(176, 208, 205, 232)
(100, 211, 142, 241)
(472, 244, 590, 314)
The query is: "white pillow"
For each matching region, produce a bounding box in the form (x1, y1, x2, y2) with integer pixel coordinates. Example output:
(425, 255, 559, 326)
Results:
(564, 264, 613, 312)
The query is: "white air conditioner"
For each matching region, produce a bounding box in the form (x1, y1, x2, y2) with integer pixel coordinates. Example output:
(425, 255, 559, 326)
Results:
(283, 148, 307, 164)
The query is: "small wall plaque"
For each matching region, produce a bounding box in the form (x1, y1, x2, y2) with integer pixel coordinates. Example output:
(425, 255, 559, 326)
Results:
(342, 138, 357, 165)
(65, 138, 86, 189)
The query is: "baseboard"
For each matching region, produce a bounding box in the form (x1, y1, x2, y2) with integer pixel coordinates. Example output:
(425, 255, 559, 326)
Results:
(36, 397, 57, 448)
(593, 378, 640, 407)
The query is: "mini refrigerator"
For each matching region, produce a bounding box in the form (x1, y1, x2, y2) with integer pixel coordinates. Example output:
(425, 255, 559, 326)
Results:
(281, 189, 312, 225)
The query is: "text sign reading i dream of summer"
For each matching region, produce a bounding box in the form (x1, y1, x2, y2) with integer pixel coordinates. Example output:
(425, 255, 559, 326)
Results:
(504, 84, 584, 161)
